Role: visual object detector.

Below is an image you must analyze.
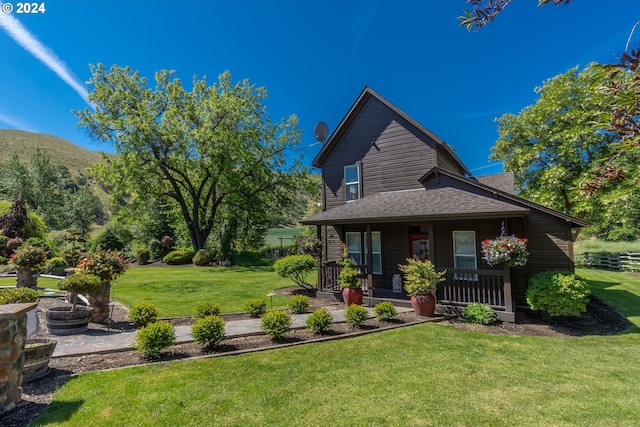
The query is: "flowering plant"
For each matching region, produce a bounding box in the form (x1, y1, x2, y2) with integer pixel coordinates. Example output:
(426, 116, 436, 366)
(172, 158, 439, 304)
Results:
(9, 244, 48, 271)
(296, 236, 322, 257)
(75, 248, 128, 281)
(481, 235, 529, 267)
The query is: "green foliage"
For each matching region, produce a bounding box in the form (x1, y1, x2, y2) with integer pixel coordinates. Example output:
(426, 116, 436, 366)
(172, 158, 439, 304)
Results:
(129, 301, 159, 327)
(274, 254, 316, 290)
(132, 321, 176, 359)
(0, 287, 39, 304)
(398, 258, 446, 296)
(374, 301, 398, 321)
(344, 304, 369, 328)
(194, 301, 221, 319)
(149, 236, 175, 261)
(58, 273, 102, 310)
(243, 298, 267, 317)
(338, 245, 359, 288)
(461, 303, 499, 325)
(259, 310, 292, 341)
(305, 308, 333, 334)
(136, 249, 150, 265)
(76, 65, 306, 252)
(76, 249, 128, 281)
(92, 228, 125, 251)
(527, 271, 591, 317)
(45, 256, 67, 273)
(231, 251, 270, 267)
(9, 243, 48, 272)
(191, 315, 226, 349)
(287, 294, 310, 314)
(193, 249, 216, 266)
(162, 249, 196, 265)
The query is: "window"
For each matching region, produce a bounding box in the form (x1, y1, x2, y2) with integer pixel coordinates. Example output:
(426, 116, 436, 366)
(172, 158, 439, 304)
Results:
(345, 232, 361, 264)
(344, 164, 360, 202)
(453, 231, 477, 280)
(345, 231, 382, 274)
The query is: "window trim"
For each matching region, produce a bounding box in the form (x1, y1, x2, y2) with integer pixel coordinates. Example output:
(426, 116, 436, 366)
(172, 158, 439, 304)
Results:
(344, 164, 360, 202)
(345, 230, 383, 275)
(453, 230, 477, 280)
(345, 231, 362, 264)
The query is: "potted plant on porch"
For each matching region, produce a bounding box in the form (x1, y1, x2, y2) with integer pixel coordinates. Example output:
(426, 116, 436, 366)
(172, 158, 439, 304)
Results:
(398, 258, 446, 316)
(46, 273, 102, 334)
(338, 245, 363, 306)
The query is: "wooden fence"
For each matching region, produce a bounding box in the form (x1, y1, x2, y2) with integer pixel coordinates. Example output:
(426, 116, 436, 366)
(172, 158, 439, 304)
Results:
(578, 252, 640, 272)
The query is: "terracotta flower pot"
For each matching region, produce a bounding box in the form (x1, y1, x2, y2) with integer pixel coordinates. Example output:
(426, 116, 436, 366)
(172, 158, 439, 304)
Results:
(411, 293, 436, 317)
(342, 287, 363, 306)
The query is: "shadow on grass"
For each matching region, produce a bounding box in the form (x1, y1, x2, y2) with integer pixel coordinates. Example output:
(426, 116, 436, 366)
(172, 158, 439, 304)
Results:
(588, 278, 640, 333)
(33, 398, 84, 424)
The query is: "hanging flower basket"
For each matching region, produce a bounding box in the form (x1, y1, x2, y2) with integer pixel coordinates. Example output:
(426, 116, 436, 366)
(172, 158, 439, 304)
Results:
(481, 235, 529, 267)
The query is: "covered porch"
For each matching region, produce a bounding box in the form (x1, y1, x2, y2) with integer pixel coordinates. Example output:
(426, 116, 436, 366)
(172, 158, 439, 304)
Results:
(316, 261, 515, 322)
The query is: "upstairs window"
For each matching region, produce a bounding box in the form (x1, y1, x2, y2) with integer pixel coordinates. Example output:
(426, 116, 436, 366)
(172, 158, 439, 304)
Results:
(344, 164, 360, 202)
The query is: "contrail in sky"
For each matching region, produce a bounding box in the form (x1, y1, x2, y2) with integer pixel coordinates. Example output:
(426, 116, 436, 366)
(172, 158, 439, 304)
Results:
(0, 2, 90, 105)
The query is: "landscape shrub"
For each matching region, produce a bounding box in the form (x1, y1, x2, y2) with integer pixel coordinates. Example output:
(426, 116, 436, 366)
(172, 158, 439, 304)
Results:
(136, 249, 151, 265)
(527, 271, 591, 317)
(129, 301, 159, 327)
(0, 287, 39, 304)
(374, 301, 398, 321)
(132, 321, 176, 359)
(345, 304, 369, 328)
(260, 310, 292, 341)
(149, 236, 175, 260)
(191, 315, 226, 349)
(92, 228, 125, 251)
(273, 254, 316, 289)
(163, 249, 196, 265)
(194, 301, 221, 319)
(244, 298, 267, 317)
(45, 256, 67, 274)
(193, 249, 216, 266)
(287, 295, 310, 314)
(461, 303, 499, 325)
(305, 308, 333, 334)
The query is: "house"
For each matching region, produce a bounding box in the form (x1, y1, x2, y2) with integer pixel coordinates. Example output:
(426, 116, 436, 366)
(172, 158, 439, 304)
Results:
(301, 87, 589, 322)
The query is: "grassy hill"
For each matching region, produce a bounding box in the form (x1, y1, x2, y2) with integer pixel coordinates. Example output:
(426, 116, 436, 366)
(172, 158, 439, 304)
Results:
(0, 129, 112, 176)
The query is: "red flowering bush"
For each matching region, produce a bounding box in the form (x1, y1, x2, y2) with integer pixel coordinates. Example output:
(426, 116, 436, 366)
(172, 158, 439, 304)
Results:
(9, 243, 48, 271)
(75, 248, 128, 281)
(481, 235, 529, 267)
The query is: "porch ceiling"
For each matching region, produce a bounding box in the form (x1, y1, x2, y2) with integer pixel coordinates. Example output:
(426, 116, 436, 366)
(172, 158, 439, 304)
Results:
(302, 187, 529, 225)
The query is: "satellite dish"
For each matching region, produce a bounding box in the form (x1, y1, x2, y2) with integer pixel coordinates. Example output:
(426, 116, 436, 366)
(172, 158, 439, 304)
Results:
(314, 121, 329, 143)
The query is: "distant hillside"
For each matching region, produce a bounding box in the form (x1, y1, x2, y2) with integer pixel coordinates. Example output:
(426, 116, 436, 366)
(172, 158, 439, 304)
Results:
(0, 129, 112, 176)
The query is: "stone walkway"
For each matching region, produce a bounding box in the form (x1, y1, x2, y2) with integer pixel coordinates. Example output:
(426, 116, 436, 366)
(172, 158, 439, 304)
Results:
(46, 305, 413, 357)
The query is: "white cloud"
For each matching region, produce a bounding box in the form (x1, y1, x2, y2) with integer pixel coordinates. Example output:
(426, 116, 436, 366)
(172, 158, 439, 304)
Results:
(0, 109, 37, 131)
(0, 3, 90, 105)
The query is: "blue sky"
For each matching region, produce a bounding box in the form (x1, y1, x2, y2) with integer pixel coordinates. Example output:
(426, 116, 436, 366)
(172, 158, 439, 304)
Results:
(0, 0, 638, 174)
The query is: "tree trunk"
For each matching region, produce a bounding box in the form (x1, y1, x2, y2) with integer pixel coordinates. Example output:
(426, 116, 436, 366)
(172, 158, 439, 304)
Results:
(89, 280, 112, 323)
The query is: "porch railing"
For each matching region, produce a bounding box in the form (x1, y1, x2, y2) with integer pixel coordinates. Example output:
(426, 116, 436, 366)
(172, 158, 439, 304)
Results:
(437, 268, 510, 312)
(319, 261, 369, 294)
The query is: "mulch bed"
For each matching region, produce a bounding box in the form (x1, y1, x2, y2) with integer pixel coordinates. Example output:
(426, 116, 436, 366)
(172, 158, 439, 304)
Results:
(2, 288, 631, 427)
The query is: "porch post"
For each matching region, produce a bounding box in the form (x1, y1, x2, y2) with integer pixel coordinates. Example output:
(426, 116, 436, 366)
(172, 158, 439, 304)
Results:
(503, 264, 513, 314)
(316, 225, 323, 292)
(366, 224, 373, 298)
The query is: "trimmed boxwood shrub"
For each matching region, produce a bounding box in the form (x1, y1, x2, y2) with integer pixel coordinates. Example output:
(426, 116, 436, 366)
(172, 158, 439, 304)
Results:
(260, 310, 292, 341)
(0, 287, 39, 304)
(92, 228, 125, 251)
(129, 301, 159, 327)
(244, 298, 267, 317)
(461, 303, 499, 325)
(194, 301, 221, 319)
(132, 321, 176, 359)
(136, 249, 151, 265)
(374, 301, 398, 321)
(191, 315, 226, 349)
(527, 271, 591, 317)
(287, 295, 309, 314)
(345, 304, 369, 328)
(305, 308, 333, 334)
(273, 254, 316, 290)
(193, 249, 216, 266)
(163, 249, 196, 265)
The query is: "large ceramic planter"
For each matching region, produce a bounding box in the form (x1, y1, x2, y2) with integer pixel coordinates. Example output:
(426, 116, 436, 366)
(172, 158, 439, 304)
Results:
(22, 338, 57, 383)
(46, 306, 94, 335)
(342, 287, 363, 306)
(411, 293, 436, 317)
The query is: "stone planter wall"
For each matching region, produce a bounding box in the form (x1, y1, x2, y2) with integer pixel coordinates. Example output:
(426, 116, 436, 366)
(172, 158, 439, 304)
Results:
(0, 303, 36, 415)
(89, 281, 111, 323)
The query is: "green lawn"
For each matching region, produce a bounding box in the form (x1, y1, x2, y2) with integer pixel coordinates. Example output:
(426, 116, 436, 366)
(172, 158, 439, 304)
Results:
(30, 269, 640, 426)
(264, 226, 304, 247)
(110, 265, 296, 317)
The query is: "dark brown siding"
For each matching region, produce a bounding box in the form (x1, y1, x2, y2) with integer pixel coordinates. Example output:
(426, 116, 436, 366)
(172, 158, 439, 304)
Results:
(322, 97, 439, 210)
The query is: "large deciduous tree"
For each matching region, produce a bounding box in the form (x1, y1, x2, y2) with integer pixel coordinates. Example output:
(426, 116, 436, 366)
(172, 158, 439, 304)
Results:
(76, 64, 305, 251)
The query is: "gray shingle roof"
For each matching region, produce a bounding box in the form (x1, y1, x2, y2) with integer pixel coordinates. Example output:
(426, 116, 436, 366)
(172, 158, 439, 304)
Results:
(302, 187, 529, 225)
(475, 172, 515, 195)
